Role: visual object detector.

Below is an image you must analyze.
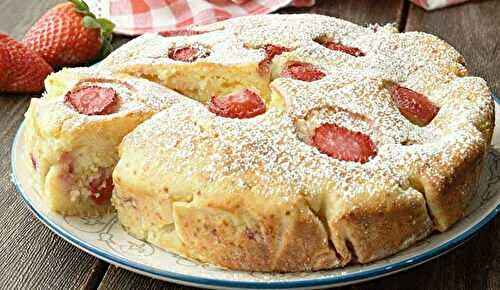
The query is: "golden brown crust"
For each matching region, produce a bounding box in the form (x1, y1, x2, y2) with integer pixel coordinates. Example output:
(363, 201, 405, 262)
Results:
(411, 141, 485, 231)
(173, 194, 340, 272)
(323, 180, 434, 264)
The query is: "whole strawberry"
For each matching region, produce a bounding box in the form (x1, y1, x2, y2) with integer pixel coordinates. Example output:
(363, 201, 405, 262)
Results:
(0, 33, 53, 93)
(22, 0, 114, 68)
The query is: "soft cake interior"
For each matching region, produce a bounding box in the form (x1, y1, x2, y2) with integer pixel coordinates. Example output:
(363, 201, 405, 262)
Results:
(122, 63, 272, 104)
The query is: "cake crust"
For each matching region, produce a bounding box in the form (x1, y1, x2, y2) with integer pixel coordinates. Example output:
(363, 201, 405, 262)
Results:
(26, 14, 495, 272)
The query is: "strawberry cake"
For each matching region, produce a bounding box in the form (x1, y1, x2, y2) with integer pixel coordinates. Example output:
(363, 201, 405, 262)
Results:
(25, 14, 495, 272)
(24, 67, 193, 216)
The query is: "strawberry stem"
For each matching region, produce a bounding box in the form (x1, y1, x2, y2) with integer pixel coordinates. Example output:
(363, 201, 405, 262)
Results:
(70, 0, 115, 60)
(69, 0, 93, 17)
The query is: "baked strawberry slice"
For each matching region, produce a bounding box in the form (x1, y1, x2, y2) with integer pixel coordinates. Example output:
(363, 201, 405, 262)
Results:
(209, 89, 266, 119)
(314, 37, 365, 57)
(168, 46, 209, 62)
(65, 86, 118, 115)
(256, 44, 293, 75)
(30, 154, 37, 170)
(281, 61, 326, 82)
(89, 174, 113, 205)
(312, 124, 377, 163)
(322, 42, 364, 57)
(258, 44, 293, 75)
(315, 38, 365, 57)
(263, 44, 293, 61)
(159, 29, 204, 37)
(387, 84, 439, 126)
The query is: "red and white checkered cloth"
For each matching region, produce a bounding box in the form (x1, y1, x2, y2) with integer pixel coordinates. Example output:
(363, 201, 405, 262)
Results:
(88, 0, 314, 35)
(87, 0, 469, 36)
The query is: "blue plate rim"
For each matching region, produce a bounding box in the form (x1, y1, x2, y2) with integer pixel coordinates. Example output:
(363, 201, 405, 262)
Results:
(11, 94, 500, 289)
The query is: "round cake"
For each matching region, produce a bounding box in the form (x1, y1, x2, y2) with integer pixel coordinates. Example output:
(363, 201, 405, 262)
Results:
(25, 14, 495, 272)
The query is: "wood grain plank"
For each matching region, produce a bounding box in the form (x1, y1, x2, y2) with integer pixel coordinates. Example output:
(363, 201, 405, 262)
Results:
(279, 0, 404, 27)
(97, 266, 198, 290)
(96, 2, 408, 289)
(405, 0, 500, 94)
(350, 217, 499, 290)
(0, 0, 109, 289)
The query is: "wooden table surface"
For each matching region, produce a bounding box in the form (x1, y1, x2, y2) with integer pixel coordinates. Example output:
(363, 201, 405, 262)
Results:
(0, 0, 498, 289)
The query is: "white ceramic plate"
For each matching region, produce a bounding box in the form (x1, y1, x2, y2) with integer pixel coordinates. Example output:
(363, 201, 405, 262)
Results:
(11, 100, 500, 290)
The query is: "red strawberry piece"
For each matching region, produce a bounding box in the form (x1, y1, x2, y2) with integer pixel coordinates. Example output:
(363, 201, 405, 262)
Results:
(59, 152, 75, 184)
(30, 153, 37, 170)
(312, 124, 377, 163)
(209, 89, 266, 119)
(386, 83, 439, 126)
(281, 61, 326, 82)
(159, 29, 204, 37)
(263, 44, 293, 61)
(23, 1, 115, 68)
(258, 44, 293, 75)
(315, 38, 365, 57)
(168, 46, 209, 62)
(322, 42, 364, 57)
(0, 33, 53, 93)
(89, 173, 113, 205)
(65, 86, 118, 115)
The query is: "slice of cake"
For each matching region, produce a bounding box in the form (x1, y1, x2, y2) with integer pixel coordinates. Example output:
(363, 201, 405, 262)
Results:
(24, 67, 191, 216)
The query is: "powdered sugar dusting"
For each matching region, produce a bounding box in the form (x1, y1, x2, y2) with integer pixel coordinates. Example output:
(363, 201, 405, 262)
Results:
(37, 67, 189, 133)
(110, 14, 494, 208)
